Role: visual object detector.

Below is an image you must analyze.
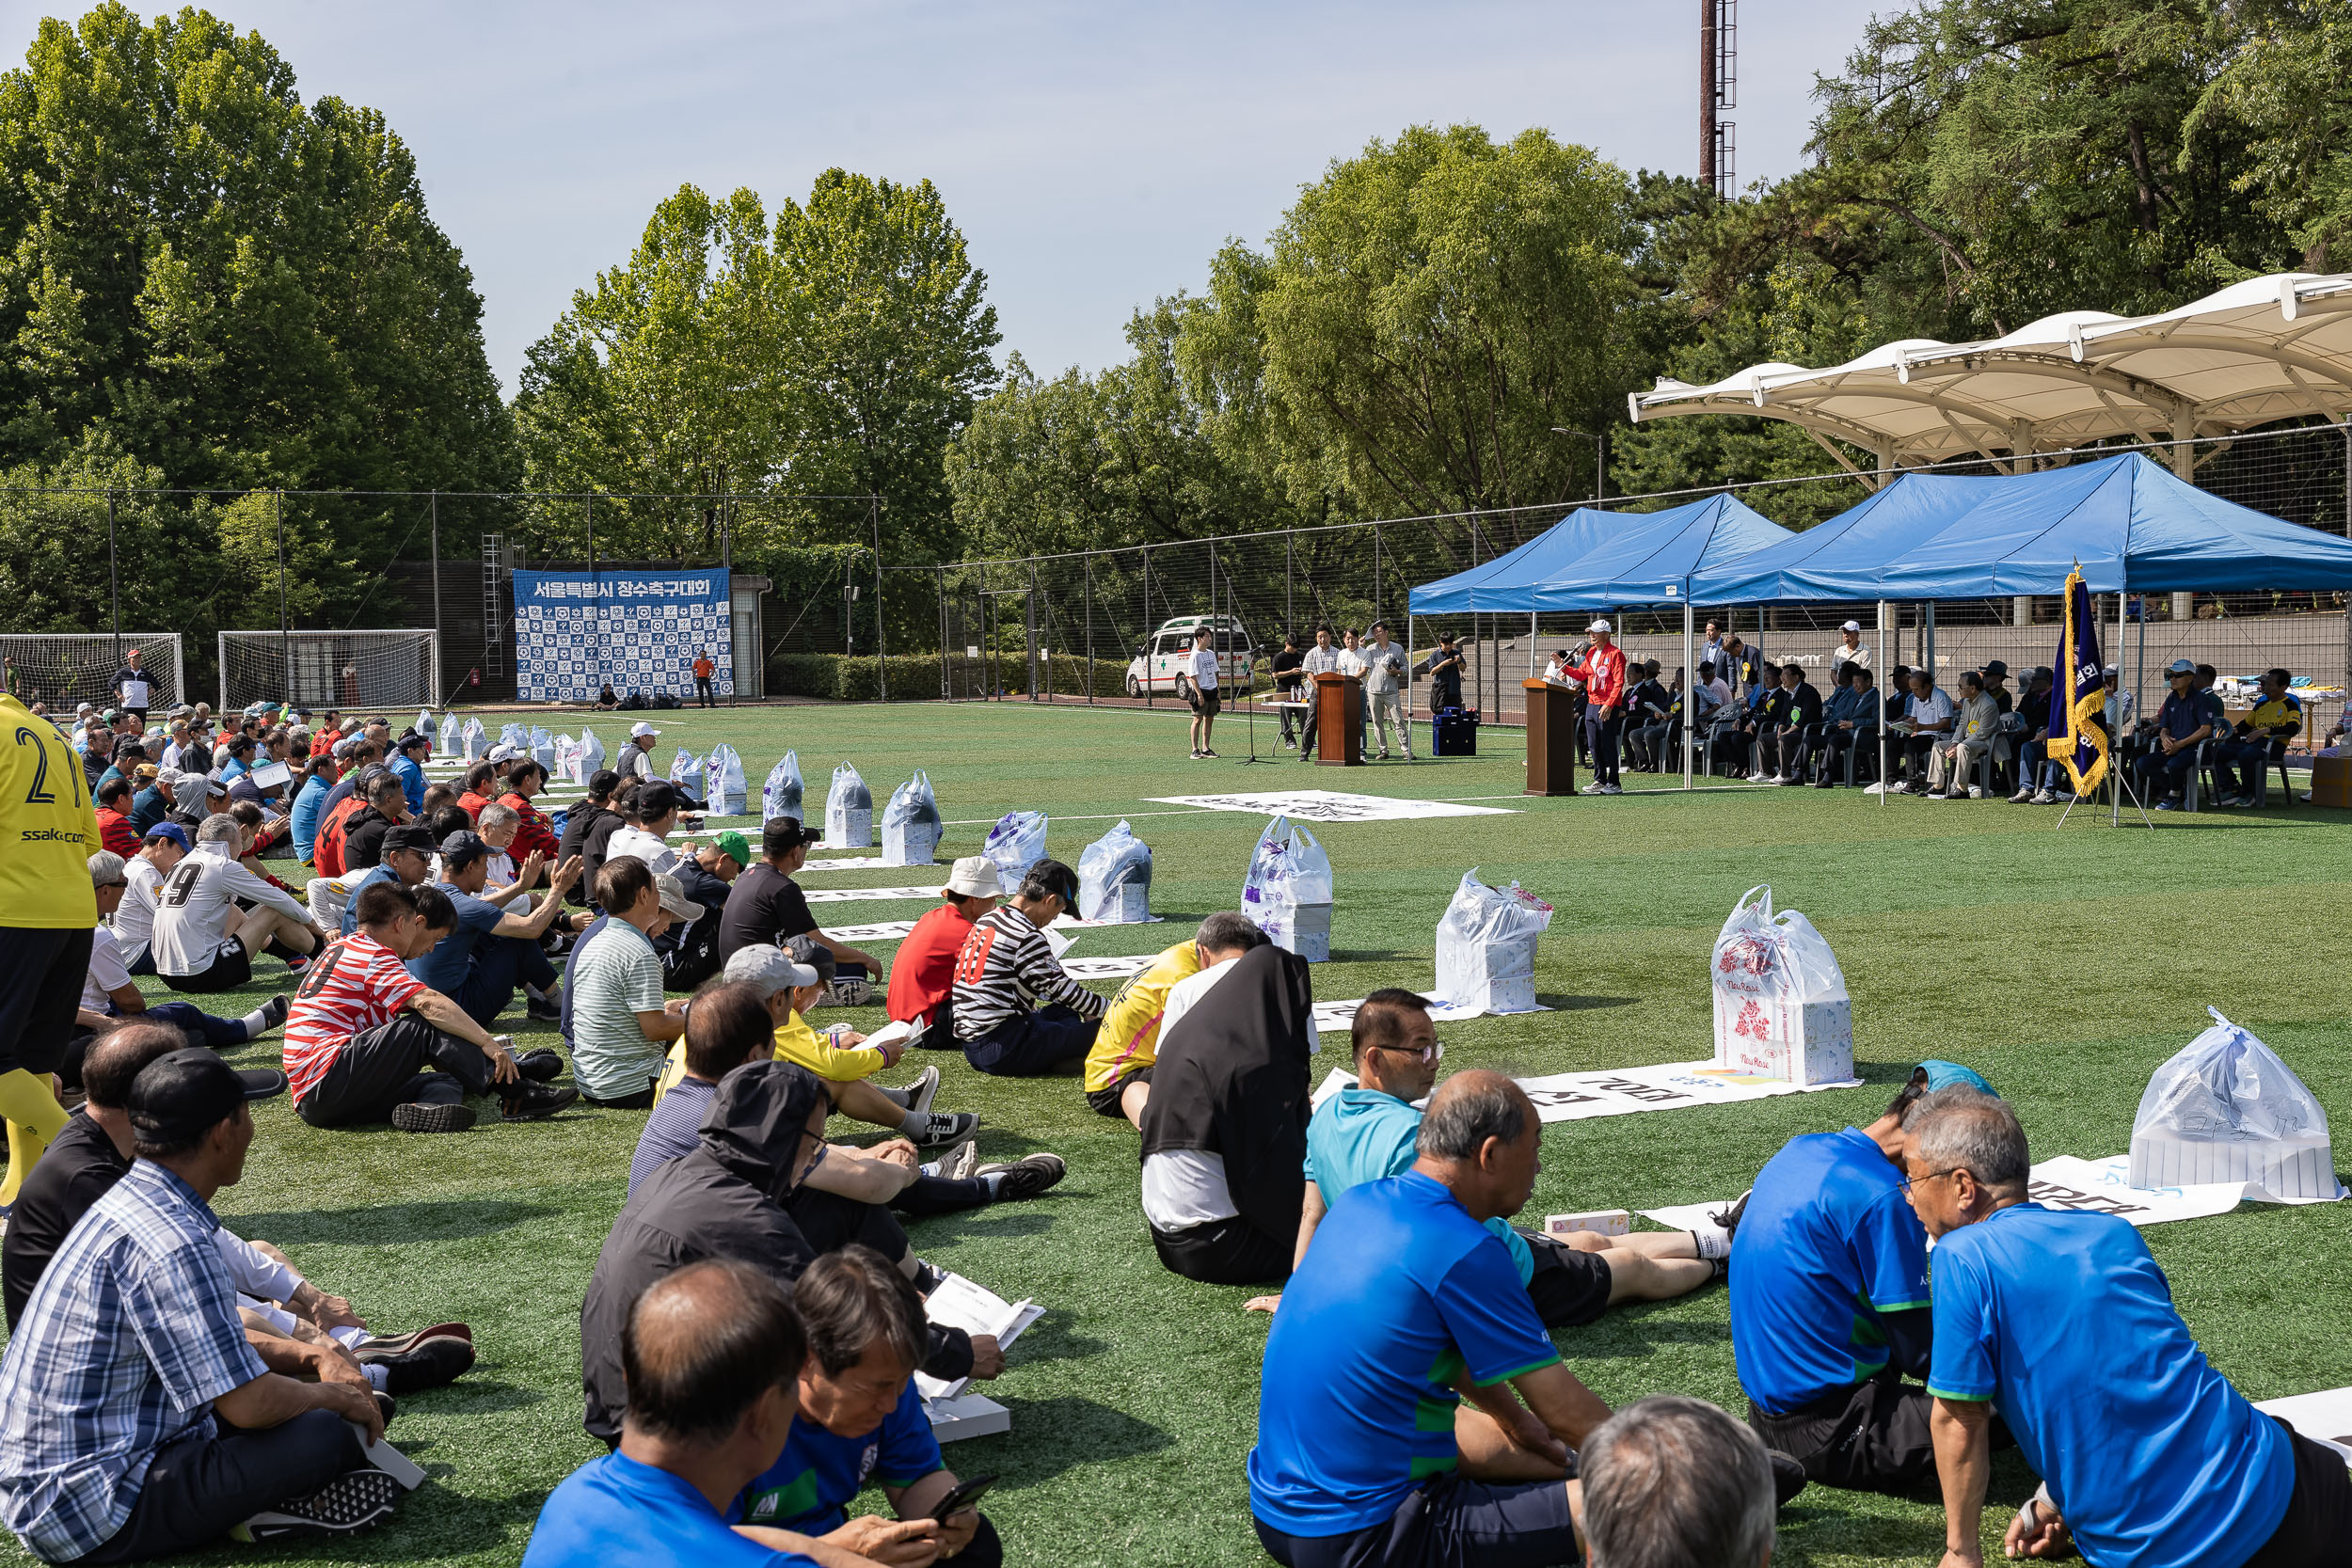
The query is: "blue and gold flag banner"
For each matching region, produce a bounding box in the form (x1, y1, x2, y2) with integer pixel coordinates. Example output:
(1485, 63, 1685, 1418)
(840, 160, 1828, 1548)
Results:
(2048, 567, 2108, 796)
(514, 570, 731, 703)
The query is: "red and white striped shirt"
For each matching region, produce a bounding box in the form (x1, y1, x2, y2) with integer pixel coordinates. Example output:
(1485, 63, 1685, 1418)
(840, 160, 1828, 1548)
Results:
(282, 932, 426, 1102)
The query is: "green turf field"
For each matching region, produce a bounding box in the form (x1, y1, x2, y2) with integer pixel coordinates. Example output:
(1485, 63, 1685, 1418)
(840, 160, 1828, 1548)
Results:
(44, 698, 2352, 1568)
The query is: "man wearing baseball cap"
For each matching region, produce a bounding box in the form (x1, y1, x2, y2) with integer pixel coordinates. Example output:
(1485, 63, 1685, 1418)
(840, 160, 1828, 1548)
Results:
(413, 830, 582, 1030)
(2135, 657, 2216, 809)
(338, 822, 436, 938)
(1828, 619, 1870, 673)
(0, 1048, 400, 1557)
(1722, 1059, 2012, 1493)
(1562, 619, 1629, 794)
(717, 818, 885, 993)
(885, 857, 1001, 1044)
(116, 821, 191, 976)
(619, 721, 660, 783)
(655, 829, 744, 992)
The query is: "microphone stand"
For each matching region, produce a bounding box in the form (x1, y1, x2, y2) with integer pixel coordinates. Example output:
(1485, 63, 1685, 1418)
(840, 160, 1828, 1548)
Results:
(1237, 652, 1273, 766)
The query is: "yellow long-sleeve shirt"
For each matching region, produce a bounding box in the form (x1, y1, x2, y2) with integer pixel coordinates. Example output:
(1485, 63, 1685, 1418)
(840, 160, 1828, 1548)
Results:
(654, 1006, 883, 1104)
(1083, 941, 1203, 1094)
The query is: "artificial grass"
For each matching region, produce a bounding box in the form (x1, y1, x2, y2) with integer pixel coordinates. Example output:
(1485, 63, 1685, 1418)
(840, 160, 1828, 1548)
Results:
(22, 698, 2352, 1568)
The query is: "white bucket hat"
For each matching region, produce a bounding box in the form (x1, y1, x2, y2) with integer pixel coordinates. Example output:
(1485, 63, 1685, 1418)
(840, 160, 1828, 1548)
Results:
(942, 855, 1002, 900)
(629, 721, 659, 738)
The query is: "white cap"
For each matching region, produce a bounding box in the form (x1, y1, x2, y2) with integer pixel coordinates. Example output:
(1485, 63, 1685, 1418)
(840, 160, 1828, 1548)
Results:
(629, 721, 659, 738)
(941, 855, 1001, 900)
(1587, 618, 1613, 634)
(1841, 620, 1862, 632)
(486, 744, 519, 763)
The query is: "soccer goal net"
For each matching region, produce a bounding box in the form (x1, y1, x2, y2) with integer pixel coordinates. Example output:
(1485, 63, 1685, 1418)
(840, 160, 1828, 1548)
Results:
(0, 634, 186, 714)
(218, 630, 439, 714)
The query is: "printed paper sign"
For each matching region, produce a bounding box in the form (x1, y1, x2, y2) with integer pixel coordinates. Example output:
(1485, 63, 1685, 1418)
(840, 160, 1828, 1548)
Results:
(1148, 790, 1517, 822)
(513, 569, 731, 704)
(1059, 955, 1157, 980)
(1311, 996, 1552, 1034)
(1312, 1059, 1857, 1120)
(803, 884, 960, 904)
(2253, 1388, 2352, 1459)
(822, 913, 1121, 944)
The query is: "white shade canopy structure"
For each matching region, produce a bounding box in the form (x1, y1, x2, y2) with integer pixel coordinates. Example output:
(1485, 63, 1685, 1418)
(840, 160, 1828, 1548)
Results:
(1629, 273, 2352, 484)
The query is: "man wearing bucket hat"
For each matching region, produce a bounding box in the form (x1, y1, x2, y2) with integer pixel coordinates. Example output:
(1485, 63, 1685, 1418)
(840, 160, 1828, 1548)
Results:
(1721, 1059, 2014, 1493)
(2133, 657, 2215, 810)
(1562, 619, 1629, 794)
(884, 858, 1002, 1047)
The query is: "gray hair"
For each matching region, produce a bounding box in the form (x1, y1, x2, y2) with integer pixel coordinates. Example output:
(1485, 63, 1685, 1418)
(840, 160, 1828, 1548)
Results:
(87, 850, 127, 888)
(195, 812, 242, 847)
(476, 801, 520, 833)
(1195, 911, 1265, 956)
(1581, 1396, 1774, 1568)
(1909, 1087, 2029, 1188)
(1416, 1069, 1530, 1162)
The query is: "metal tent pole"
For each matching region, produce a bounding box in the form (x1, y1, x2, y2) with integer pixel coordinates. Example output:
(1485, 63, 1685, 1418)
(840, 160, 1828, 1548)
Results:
(1877, 599, 1889, 805)
(429, 492, 442, 706)
(1682, 597, 1696, 788)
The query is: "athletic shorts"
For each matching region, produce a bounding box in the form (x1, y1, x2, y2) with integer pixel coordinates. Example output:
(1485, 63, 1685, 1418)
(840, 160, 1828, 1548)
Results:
(0, 926, 95, 1076)
(1192, 688, 1221, 716)
(1521, 1230, 1613, 1328)
(163, 939, 253, 995)
(1253, 1472, 1579, 1568)
(1085, 1065, 1152, 1117)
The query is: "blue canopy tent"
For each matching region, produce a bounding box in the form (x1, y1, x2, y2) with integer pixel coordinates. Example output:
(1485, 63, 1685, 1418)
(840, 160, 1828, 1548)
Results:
(1411, 492, 1794, 613)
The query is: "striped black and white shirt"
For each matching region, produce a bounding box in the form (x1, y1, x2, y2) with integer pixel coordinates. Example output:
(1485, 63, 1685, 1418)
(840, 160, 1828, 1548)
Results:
(950, 905, 1105, 1039)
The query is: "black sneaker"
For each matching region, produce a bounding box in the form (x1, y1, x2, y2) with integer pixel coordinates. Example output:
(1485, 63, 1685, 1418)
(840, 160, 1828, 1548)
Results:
(258, 993, 292, 1033)
(501, 1081, 579, 1121)
(1767, 1449, 1808, 1507)
(909, 1110, 978, 1148)
(390, 1102, 476, 1134)
(1708, 1188, 1752, 1241)
(977, 1151, 1067, 1201)
(232, 1467, 400, 1542)
(359, 1334, 476, 1395)
(512, 1047, 564, 1083)
(525, 991, 563, 1022)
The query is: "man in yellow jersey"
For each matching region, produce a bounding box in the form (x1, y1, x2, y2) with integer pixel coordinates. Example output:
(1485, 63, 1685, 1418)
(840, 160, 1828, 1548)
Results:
(0, 688, 103, 1212)
(1084, 912, 1265, 1129)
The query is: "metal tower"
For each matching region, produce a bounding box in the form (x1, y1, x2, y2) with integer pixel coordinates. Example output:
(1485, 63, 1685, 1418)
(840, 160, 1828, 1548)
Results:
(1700, 0, 1737, 197)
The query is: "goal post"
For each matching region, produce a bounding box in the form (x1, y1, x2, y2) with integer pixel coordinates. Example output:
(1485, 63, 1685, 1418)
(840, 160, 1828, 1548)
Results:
(0, 634, 186, 713)
(218, 630, 440, 714)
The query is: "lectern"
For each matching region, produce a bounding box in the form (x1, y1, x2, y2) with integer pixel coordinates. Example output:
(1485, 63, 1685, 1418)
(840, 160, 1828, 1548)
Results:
(1312, 671, 1364, 766)
(1523, 678, 1579, 796)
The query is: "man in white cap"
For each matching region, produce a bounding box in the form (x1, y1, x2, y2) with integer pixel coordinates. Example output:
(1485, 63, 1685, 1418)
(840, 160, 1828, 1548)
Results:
(1563, 619, 1629, 793)
(885, 857, 1001, 1044)
(619, 721, 660, 783)
(1828, 620, 1870, 673)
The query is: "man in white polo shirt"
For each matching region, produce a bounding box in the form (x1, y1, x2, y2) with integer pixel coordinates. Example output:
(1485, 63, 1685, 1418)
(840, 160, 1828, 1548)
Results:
(1186, 629, 1221, 760)
(1828, 620, 1870, 674)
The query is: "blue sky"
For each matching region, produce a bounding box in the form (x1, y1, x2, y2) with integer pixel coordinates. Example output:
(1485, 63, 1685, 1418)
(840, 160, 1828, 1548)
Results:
(129, 1, 1894, 394)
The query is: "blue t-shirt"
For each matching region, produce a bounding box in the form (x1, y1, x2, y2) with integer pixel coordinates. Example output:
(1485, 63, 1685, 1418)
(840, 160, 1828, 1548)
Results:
(1249, 1172, 1561, 1536)
(521, 1449, 816, 1568)
(1729, 1127, 1930, 1415)
(340, 864, 403, 937)
(1304, 1087, 1533, 1285)
(1929, 1203, 2292, 1568)
(406, 881, 505, 992)
(629, 1076, 714, 1196)
(740, 1383, 943, 1536)
(291, 775, 330, 863)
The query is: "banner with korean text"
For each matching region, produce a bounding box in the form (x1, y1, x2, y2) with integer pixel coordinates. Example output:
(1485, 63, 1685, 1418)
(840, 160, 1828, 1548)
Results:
(514, 570, 731, 703)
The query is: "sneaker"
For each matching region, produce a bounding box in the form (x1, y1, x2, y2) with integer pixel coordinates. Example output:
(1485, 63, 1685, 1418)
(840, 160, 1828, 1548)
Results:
(977, 1151, 1067, 1201)
(1200, 749, 1218, 758)
(358, 1334, 476, 1394)
(2010, 788, 2036, 803)
(1767, 1449, 1809, 1508)
(1189, 750, 1202, 759)
(2155, 797, 2179, 811)
(231, 1466, 400, 1542)
(899, 1065, 940, 1118)
(512, 1047, 564, 1083)
(1776, 775, 1802, 786)
(359, 1323, 473, 1355)
(258, 993, 292, 1033)
(390, 1102, 476, 1134)
(2032, 789, 2057, 804)
(1708, 1189, 1752, 1241)
(1967, 784, 1985, 800)
(1597, 783, 1623, 795)
(500, 1081, 579, 1121)
(1401, 752, 1413, 762)
(938, 1137, 982, 1181)
(525, 990, 563, 1022)
(910, 1110, 979, 1148)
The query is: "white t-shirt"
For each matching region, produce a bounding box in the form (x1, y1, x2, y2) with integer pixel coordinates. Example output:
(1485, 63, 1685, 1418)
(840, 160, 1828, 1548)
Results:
(1141, 1150, 1238, 1231)
(1905, 689, 1956, 731)
(1826, 640, 1871, 672)
(605, 824, 678, 875)
(83, 923, 131, 1013)
(151, 847, 308, 976)
(1188, 645, 1218, 692)
(115, 856, 166, 964)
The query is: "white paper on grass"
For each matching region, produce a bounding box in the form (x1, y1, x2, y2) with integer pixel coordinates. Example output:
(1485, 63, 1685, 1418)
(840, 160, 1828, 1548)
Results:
(923, 1392, 1012, 1442)
(1059, 955, 1156, 981)
(1149, 790, 1517, 822)
(1311, 996, 1553, 1034)
(2253, 1388, 2352, 1460)
(823, 913, 1115, 944)
(914, 1275, 1044, 1402)
(1311, 1059, 1860, 1123)
(802, 883, 961, 904)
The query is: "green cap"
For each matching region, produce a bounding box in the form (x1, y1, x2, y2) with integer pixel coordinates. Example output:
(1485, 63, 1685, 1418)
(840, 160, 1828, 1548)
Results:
(713, 830, 752, 867)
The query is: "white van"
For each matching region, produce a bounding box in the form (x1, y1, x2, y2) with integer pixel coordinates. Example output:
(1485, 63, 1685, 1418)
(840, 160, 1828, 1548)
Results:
(1124, 614, 1256, 698)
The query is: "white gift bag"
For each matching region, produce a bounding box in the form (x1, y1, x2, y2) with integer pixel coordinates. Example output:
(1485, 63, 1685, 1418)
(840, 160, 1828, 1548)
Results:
(669, 747, 704, 792)
(763, 752, 804, 824)
(529, 727, 556, 775)
(414, 709, 436, 741)
(2129, 1008, 2344, 1201)
(1709, 884, 1853, 1085)
(1077, 820, 1152, 923)
(983, 810, 1048, 887)
(826, 763, 873, 847)
(437, 714, 464, 757)
(553, 734, 580, 784)
(577, 727, 606, 780)
(1433, 870, 1554, 1015)
(500, 722, 525, 752)
(460, 717, 486, 762)
(704, 745, 748, 816)
(882, 772, 943, 865)
(1241, 816, 1333, 962)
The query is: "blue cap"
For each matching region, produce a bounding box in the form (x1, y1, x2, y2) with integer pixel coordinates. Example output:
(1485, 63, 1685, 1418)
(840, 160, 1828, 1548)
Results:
(143, 822, 191, 851)
(1914, 1059, 1994, 1096)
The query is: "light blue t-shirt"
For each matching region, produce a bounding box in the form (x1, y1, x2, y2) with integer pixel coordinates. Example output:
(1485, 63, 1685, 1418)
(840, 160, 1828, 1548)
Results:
(1929, 1203, 2292, 1568)
(521, 1450, 815, 1568)
(290, 774, 330, 863)
(339, 864, 403, 937)
(1303, 1086, 1533, 1284)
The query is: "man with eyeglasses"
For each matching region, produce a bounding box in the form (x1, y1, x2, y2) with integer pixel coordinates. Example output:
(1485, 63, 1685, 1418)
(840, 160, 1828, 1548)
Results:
(1723, 1058, 2012, 1494)
(1246, 990, 1721, 1325)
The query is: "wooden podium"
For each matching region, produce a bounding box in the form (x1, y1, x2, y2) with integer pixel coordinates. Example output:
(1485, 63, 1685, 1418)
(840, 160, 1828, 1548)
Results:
(1523, 679, 1579, 796)
(1312, 671, 1364, 766)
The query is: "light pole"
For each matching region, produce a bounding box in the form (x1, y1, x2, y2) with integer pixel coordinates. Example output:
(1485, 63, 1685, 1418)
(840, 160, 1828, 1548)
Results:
(1552, 427, 1606, 500)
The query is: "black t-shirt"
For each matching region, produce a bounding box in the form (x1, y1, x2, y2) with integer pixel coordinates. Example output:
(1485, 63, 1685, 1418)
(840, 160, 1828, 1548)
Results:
(1270, 648, 1306, 693)
(717, 862, 815, 961)
(2, 1113, 130, 1328)
(559, 802, 618, 907)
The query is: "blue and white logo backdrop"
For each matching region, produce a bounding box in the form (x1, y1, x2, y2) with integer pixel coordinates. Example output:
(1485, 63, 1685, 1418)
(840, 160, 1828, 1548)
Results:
(514, 570, 731, 702)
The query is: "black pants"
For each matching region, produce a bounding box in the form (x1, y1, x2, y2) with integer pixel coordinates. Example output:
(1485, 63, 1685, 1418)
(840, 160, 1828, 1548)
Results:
(891, 1174, 995, 1218)
(295, 1012, 500, 1128)
(1901, 733, 1941, 783)
(2245, 1420, 2352, 1568)
(1582, 710, 1621, 786)
(1748, 1370, 2010, 1493)
(1152, 1213, 1293, 1286)
(75, 1409, 365, 1563)
(787, 1185, 912, 1265)
(0, 926, 94, 1076)
(914, 995, 958, 1047)
(695, 676, 715, 708)
(660, 911, 723, 993)
(1759, 726, 1806, 778)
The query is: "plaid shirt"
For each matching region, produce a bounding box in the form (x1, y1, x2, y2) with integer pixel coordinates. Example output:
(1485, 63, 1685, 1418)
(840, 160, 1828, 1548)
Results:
(0, 1161, 267, 1561)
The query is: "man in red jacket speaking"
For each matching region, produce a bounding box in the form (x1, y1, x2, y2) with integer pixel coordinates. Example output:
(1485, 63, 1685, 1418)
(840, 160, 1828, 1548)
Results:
(1565, 618, 1629, 795)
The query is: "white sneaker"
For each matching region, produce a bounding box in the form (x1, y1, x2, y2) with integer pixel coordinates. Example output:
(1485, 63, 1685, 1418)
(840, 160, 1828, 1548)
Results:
(1967, 785, 1984, 800)
(2032, 789, 2057, 804)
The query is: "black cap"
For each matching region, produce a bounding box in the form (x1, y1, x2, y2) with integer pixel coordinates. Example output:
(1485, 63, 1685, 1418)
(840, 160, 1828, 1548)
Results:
(1981, 659, 2010, 678)
(397, 731, 431, 753)
(765, 816, 824, 851)
(638, 780, 681, 817)
(439, 828, 490, 868)
(127, 1049, 285, 1148)
(382, 823, 436, 855)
